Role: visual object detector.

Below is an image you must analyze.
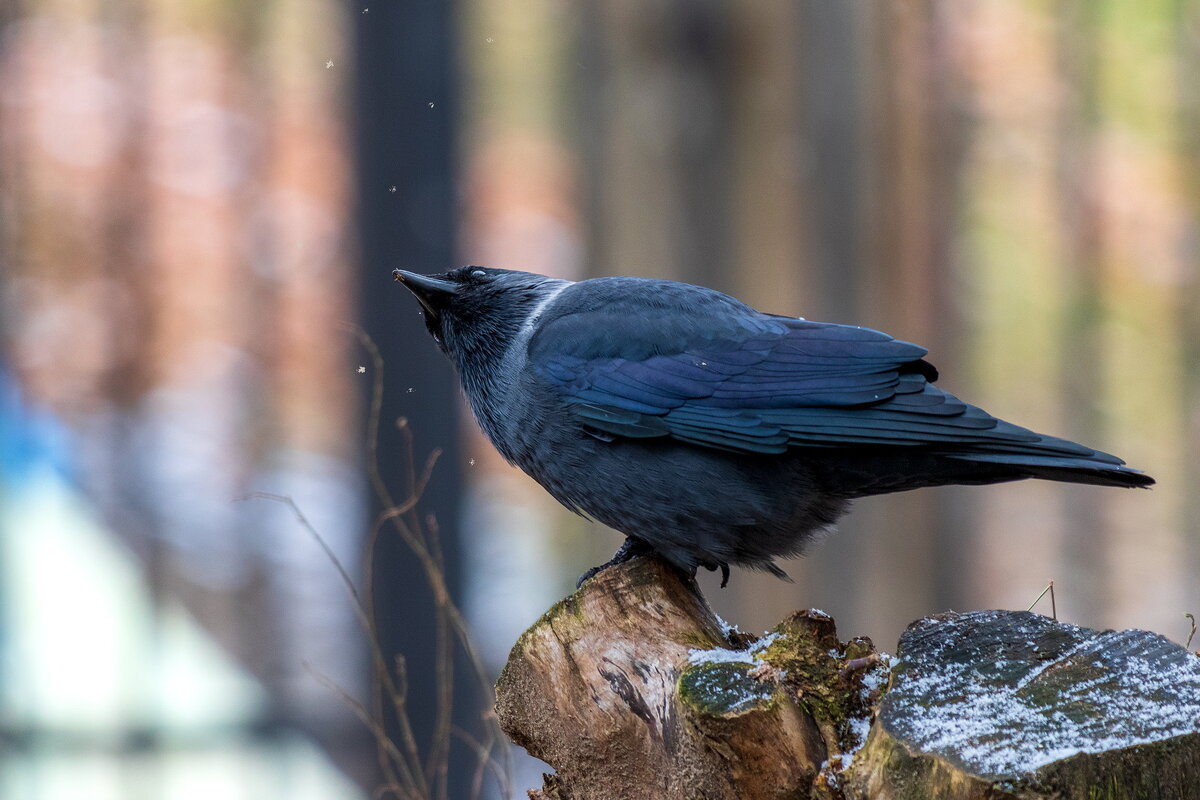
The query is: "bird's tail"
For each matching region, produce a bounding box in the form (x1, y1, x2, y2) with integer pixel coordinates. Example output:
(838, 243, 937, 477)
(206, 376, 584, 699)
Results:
(818, 436, 1154, 498)
(944, 451, 1154, 489)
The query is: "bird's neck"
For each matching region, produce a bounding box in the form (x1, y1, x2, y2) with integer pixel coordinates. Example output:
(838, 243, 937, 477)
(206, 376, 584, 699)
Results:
(452, 281, 569, 454)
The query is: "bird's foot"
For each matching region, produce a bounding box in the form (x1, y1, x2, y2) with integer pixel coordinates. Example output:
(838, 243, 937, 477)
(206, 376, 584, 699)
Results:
(696, 559, 732, 588)
(576, 537, 655, 588)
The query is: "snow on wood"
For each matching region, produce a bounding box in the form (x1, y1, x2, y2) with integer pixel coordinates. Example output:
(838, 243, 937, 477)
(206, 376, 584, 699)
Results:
(846, 610, 1200, 799)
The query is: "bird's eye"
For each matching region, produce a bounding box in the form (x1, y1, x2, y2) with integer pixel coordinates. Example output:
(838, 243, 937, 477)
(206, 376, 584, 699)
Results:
(469, 268, 487, 279)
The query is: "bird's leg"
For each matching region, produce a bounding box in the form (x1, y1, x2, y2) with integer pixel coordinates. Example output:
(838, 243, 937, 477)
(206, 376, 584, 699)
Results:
(576, 536, 655, 588)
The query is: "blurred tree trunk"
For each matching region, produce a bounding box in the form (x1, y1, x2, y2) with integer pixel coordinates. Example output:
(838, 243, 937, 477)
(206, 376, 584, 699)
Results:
(583, 0, 733, 289)
(354, 2, 467, 795)
(778, 0, 873, 628)
(1178, 0, 1200, 596)
(1052, 0, 1110, 620)
(858, 0, 974, 620)
(784, 1, 975, 637)
(1070, 0, 1187, 626)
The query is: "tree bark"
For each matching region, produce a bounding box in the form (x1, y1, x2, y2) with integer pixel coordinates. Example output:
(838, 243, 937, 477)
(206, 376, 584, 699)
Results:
(495, 556, 1200, 799)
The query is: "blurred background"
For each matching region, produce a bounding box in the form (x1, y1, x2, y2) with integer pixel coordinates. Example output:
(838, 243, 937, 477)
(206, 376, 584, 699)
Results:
(1, 1, 1197, 798)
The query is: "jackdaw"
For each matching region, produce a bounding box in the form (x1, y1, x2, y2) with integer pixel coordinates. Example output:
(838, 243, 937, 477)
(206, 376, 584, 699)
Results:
(393, 266, 1153, 585)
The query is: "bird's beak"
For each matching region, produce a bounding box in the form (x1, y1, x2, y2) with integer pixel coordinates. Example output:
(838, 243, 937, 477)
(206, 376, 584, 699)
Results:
(393, 269, 458, 317)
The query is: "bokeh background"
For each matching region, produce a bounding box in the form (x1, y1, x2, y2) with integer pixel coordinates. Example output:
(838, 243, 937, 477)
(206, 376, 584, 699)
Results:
(2, 1, 1198, 798)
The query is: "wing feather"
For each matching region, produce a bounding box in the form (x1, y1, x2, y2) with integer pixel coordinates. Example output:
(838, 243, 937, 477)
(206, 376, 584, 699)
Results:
(528, 293, 1128, 468)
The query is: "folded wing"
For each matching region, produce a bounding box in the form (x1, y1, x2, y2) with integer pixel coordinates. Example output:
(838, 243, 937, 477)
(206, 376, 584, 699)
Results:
(530, 307, 1143, 482)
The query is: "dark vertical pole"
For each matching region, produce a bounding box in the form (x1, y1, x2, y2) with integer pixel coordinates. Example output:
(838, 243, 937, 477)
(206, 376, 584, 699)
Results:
(670, 0, 734, 293)
(352, 0, 464, 792)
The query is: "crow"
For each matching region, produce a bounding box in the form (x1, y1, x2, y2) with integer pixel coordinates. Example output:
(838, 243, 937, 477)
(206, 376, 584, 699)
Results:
(393, 266, 1153, 586)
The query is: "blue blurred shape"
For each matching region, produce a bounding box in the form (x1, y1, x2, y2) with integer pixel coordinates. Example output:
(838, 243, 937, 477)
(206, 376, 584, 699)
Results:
(0, 364, 75, 487)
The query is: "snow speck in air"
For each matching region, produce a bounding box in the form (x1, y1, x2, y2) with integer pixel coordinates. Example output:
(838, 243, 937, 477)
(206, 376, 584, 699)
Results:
(362, 7, 369, 13)
(428, 102, 435, 109)
(325, 60, 334, 69)
(389, 185, 397, 193)
(468, 458, 476, 466)
(486, 37, 495, 43)
(406, 387, 414, 393)
(356, 366, 366, 374)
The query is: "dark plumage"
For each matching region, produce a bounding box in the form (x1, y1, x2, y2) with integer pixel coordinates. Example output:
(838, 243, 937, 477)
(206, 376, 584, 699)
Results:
(393, 266, 1153, 583)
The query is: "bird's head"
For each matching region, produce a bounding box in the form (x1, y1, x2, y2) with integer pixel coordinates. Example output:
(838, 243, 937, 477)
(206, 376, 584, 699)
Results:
(393, 266, 569, 363)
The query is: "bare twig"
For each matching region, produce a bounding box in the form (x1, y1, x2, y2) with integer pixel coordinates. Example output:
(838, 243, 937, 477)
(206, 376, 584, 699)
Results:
(238, 491, 427, 793)
(1026, 580, 1057, 620)
(249, 326, 514, 800)
(240, 326, 516, 800)
(453, 725, 510, 800)
(1186, 613, 1196, 651)
(305, 665, 421, 799)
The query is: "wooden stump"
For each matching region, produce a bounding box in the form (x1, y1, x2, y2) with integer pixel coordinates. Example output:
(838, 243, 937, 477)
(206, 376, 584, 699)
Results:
(846, 610, 1200, 799)
(494, 556, 1200, 799)
(495, 556, 886, 799)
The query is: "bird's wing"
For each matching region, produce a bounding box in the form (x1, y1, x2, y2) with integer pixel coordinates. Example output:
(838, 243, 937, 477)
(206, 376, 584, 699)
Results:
(529, 307, 1114, 462)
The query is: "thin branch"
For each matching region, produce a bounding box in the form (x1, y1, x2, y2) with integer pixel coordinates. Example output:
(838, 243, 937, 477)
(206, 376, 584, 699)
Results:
(238, 491, 428, 794)
(234, 492, 364, 609)
(248, 327, 514, 800)
(305, 664, 421, 794)
(453, 726, 512, 800)
(1026, 580, 1057, 620)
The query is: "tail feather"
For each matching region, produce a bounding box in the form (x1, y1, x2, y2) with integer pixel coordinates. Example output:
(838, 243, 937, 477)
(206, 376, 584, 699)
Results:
(815, 444, 1154, 498)
(946, 451, 1154, 489)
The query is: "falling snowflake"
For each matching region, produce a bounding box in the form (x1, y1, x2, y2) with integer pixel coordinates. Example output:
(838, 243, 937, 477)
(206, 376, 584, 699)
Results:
(362, 7, 369, 13)
(388, 185, 397, 193)
(357, 366, 366, 374)
(427, 102, 435, 108)
(486, 37, 494, 44)
(325, 60, 334, 69)
(468, 458, 476, 466)
(406, 387, 414, 393)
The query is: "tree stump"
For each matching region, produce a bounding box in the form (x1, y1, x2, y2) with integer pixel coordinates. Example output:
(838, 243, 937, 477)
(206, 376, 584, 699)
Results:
(847, 610, 1200, 799)
(494, 556, 1200, 800)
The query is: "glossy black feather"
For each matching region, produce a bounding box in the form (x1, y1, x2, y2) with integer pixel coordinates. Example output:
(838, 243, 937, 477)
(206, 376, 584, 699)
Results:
(394, 267, 1154, 580)
(528, 281, 1143, 482)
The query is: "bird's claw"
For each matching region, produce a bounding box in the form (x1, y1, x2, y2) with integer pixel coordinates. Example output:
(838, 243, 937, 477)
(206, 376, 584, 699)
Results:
(576, 536, 654, 588)
(577, 539, 733, 590)
(700, 560, 731, 588)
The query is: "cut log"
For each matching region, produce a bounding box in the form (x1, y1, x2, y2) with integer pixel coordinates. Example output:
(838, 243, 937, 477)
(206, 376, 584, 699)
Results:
(845, 610, 1200, 799)
(494, 556, 1200, 799)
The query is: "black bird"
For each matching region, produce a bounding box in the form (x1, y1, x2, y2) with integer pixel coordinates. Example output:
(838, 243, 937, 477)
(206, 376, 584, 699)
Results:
(393, 266, 1153, 585)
